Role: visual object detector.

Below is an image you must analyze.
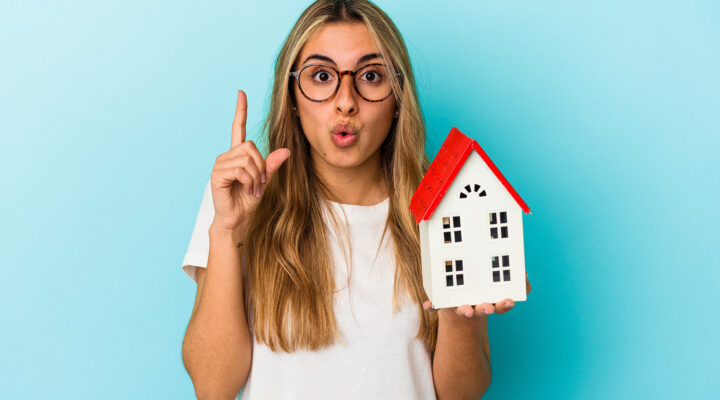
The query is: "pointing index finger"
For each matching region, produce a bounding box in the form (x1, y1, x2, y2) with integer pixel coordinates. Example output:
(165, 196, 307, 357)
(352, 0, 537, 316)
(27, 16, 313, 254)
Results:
(231, 90, 247, 148)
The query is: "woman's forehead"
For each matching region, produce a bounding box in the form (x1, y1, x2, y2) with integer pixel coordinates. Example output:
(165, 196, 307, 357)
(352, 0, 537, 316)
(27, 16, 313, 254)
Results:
(298, 22, 381, 69)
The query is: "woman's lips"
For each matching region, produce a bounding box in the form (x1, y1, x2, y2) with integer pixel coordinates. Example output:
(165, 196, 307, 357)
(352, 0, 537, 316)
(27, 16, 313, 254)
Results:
(331, 132, 357, 147)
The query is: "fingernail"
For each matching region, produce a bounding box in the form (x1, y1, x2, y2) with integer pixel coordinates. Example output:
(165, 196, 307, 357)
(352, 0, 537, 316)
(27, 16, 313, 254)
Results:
(255, 187, 261, 197)
(247, 186, 253, 195)
(485, 307, 494, 315)
(261, 173, 266, 183)
(505, 301, 513, 308)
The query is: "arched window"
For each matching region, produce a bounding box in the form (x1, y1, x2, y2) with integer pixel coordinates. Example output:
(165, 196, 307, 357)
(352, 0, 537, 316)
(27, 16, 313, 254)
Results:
(459, 184, 487, 199)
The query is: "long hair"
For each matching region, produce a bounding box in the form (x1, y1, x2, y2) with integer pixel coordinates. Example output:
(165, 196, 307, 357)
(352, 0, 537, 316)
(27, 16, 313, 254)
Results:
(244, 0, 438, 353)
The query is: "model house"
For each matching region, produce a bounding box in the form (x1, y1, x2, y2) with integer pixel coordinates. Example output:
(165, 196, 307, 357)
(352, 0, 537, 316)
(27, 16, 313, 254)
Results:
(410, 127, 531, 308)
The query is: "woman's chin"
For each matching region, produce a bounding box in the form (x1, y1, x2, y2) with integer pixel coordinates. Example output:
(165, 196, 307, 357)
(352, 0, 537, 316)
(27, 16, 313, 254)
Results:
(319, 152, 367, 170)
(312, 144, 381, 172)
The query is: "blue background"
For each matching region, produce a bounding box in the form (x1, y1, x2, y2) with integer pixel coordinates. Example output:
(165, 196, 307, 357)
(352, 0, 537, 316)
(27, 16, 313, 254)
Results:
(2, 0, 718, 398)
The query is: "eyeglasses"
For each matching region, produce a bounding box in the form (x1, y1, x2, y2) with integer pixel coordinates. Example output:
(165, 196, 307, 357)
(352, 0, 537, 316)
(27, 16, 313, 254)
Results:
(289, 63, 399, 103)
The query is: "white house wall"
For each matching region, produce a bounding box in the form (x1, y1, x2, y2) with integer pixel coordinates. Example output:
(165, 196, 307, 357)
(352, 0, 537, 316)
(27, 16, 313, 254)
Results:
(418, 220, 432, 302)
(426, 152, 527, 308)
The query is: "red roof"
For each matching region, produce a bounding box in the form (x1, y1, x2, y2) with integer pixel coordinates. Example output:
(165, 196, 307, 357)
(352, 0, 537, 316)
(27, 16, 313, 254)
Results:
(409, 127, 531, 223)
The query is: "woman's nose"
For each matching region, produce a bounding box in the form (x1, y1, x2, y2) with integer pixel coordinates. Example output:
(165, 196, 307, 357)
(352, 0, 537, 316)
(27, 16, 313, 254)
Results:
(334, 73, 358, 115)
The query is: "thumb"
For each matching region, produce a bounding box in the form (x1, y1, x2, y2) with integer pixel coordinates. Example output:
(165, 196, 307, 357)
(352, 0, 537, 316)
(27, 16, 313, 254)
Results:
(265, 148, 290, 182)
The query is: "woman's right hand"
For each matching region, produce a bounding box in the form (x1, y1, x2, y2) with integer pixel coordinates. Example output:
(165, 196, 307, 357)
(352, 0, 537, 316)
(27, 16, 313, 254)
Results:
(210, 89, 290, 234)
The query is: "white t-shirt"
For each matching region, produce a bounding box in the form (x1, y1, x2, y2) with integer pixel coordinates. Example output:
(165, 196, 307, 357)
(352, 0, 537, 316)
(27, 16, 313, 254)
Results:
(182, 180, 437, 399)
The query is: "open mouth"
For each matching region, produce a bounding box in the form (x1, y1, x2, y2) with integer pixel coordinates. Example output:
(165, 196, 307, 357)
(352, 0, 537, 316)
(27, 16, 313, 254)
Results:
(331, 131, 357, 147)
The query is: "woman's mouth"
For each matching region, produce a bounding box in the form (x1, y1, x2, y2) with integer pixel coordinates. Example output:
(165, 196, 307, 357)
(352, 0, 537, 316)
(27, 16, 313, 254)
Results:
(331, 123, 358, 148)
(331, 131, 357, 147)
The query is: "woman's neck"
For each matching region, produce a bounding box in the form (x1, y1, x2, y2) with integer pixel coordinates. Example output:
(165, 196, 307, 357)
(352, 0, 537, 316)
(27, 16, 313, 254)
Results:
(312, 150, 389, 206)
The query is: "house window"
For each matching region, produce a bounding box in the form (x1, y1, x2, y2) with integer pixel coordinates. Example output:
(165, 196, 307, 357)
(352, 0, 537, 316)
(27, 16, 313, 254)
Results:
(445, 260, 464, 287)
(491, 255, 511, 283)
(459, 183, 487, 199)
(442, 216, 462, 243)
(489, 211, 509, 239)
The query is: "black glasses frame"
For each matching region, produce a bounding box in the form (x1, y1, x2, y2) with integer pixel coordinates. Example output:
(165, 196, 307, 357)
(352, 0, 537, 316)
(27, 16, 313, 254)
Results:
(289, 63, 401, 103)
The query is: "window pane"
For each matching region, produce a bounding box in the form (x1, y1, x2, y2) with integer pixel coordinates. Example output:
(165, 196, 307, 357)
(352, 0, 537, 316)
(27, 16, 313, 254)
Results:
(493, 271, 500, 282)
(457, 274, 464, 285)
(445, 260, 452, 272)
(442, 217, 450, 229)
(490, 227, 498, 239)
(446, 275, 454, 286)
(501, 226, 508, 238)
(500, 212, 507, 223)
(503, 269, 511, 281)
(456, 260, 463, 271)
(454, 230, 462, 242)
(502, 255, 510, 266)
(453, 216, 461, 227)
(444, 231, 451, 243)
(489, 213, 497, 225)
(492, 256, 499, 268)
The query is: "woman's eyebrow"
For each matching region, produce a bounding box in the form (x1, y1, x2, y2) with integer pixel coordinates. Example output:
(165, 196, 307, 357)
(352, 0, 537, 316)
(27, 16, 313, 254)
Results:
(356, 53, 382, 66)
(302, 54, 335, 65)
(301, 53, 383, 67)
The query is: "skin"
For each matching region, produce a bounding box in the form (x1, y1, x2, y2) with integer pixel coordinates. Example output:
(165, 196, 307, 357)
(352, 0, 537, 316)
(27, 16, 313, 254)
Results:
(290, 21, 534, 398)
(428, 273, 532, 398)
(292, 21, 396, 206)
(199, 20, 533, 399)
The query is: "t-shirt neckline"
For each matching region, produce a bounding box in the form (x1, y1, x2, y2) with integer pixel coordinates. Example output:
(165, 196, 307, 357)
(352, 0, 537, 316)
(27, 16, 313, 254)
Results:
(327, 196, 389, 223)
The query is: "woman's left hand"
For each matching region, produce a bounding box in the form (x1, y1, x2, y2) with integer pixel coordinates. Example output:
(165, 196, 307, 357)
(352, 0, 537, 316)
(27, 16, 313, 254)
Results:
(422, 271, 532, 320)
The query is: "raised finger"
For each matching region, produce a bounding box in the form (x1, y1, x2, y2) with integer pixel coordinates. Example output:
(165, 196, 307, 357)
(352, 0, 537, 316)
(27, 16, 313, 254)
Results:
(231, 90, 248, 148)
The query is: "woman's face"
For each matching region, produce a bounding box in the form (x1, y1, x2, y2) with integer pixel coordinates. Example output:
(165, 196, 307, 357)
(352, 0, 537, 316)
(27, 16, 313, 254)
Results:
(292, 21, 397, 173)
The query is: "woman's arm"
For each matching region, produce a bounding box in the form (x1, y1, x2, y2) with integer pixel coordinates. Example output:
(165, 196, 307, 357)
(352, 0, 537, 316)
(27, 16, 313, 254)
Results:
(431, 308, 493, 399)
(429, 272, 530, 399)
(182, 223, 252, 400)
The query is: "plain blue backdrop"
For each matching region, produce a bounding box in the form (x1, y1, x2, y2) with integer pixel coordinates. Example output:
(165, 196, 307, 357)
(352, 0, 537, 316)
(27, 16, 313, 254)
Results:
(2, 0, 718, 398)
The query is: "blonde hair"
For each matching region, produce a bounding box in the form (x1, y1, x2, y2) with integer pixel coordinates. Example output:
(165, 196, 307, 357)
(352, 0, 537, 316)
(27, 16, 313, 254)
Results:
(244, 0, 437, 352)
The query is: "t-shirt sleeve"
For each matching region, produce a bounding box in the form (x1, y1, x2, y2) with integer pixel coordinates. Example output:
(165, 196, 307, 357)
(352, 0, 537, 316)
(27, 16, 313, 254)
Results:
(182, 179, 215, 284)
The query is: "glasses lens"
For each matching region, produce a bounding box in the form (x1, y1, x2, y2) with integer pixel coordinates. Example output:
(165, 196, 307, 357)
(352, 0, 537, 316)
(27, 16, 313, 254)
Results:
(299, 65, 338, 101)
(355, 64, 392, 101)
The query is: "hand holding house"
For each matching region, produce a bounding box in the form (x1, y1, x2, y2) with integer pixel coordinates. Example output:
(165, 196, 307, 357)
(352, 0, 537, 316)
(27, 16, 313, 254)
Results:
(410, 127, 532, 309)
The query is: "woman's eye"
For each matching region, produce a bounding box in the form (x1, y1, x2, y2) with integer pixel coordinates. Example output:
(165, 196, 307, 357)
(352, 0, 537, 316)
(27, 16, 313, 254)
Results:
(313, 70, 334, 82)
(362, 70, 383, 83)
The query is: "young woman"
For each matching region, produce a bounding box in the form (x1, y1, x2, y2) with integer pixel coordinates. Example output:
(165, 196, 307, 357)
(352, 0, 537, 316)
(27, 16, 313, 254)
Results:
(181, 1, 531, 399)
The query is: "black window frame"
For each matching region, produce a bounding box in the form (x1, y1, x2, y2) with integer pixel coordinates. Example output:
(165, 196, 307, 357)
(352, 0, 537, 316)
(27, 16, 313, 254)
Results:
(444, 259, 465, 287)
